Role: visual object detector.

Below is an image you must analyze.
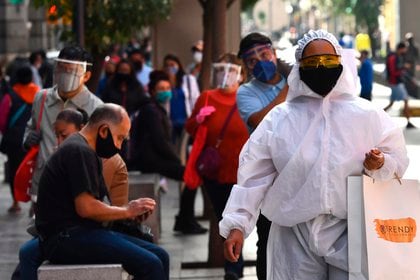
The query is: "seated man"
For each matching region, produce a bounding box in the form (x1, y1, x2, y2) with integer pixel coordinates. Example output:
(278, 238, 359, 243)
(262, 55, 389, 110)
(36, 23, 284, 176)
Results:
(16, 108, 134, 280)
(35, 104, 169, 279)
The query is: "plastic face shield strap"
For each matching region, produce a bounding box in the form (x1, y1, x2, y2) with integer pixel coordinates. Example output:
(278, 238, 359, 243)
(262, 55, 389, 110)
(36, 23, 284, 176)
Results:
(241, 44, 274, 69)
(54, 58, 92, 76)
(211, 63, 241, 89)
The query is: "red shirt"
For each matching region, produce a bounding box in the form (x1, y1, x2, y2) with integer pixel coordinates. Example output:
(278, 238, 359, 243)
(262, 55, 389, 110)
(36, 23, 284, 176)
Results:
(387, 53, 403, 85)
(185, 89, 249, 184)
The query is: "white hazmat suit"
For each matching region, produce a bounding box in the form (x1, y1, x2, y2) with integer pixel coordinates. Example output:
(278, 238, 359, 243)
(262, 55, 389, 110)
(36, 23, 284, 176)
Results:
(219, 30, 409, 279)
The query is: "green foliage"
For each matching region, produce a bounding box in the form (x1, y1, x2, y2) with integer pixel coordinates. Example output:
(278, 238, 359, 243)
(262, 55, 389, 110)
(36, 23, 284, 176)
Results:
(241, 0, 258, 12)
(312, 0, 384, 32)
(32, 0, 172, 52)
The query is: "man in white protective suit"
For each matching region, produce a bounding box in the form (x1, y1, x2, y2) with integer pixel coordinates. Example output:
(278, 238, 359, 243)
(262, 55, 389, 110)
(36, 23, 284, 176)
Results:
(219, 29, 409, 280)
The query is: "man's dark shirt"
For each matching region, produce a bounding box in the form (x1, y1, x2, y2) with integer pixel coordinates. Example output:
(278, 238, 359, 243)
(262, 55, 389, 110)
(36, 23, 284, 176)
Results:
(36, 133, 108, 238)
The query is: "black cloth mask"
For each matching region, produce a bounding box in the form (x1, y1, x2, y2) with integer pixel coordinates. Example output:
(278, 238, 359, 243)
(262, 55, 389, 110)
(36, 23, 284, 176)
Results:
(114, 73, 131, 83)
(133, 61, 143, 72)
(299, 65, 343, 97)
(96, 127, 119, 159)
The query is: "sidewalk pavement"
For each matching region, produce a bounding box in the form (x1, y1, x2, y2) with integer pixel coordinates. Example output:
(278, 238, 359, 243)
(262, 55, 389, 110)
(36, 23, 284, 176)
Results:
(0, 158, 259, 280)
(1, 81, 420, 280)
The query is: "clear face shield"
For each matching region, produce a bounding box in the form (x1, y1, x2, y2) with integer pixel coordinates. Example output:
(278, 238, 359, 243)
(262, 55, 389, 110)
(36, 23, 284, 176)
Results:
(211, 63, 241, 89)
(241, 44, 275, 70)
(54, 58, 92, 93)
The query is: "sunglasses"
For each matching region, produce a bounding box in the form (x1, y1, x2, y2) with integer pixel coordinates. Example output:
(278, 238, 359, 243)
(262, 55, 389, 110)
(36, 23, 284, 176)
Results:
(299, 54, 341, 69)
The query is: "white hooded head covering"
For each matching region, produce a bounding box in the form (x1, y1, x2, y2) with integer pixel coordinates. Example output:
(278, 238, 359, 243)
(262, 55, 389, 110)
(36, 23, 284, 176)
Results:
(287, 29, 359, 101)
(295, 29, 342, 61)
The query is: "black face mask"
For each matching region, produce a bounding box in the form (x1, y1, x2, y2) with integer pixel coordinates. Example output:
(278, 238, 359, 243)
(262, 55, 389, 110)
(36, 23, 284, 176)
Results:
(133, 61, 143, 72)
(96, 127, 119, 159)
(299, 65, 343, 97)
(114, 73, 131, 84)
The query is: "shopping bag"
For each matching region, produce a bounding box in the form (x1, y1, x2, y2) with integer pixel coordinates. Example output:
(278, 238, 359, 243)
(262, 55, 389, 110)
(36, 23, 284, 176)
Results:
(363, 175, 420, 279)
(183, 125, 207, 190)
(347, 176, 369, 280)
(13, 89, 47, 202)
(348, 175, 420, 280)
(13, 146, 39, 202)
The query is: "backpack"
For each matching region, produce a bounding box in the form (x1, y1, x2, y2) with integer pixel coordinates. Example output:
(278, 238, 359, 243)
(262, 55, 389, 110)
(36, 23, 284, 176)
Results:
(0, 90, 30, 154)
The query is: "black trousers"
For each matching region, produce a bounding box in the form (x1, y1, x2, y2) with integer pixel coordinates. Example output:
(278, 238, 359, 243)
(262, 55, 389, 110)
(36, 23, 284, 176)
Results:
(256, 213, 271, 280)
(6, 147, 25, 202)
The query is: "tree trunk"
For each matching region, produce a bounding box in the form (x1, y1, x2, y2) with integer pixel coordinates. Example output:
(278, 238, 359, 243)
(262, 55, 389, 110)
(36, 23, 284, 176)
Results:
(203, 187, 225, 268)
(367, 26, 378, 59)
(86, 45, 104, 94)
(207, 0, 228, 267)
(211, 0, 227, 62)
(199, 1, 214, 91)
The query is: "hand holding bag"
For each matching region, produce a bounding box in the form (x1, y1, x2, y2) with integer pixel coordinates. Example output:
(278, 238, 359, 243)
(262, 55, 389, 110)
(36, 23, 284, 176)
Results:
(14, 90, 47, 202)
(348, 175, 420, 280)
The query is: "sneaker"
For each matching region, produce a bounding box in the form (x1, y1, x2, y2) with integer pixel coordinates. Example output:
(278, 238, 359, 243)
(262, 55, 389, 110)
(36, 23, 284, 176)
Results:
(224, 272, 240, 280)
(173, 216, 208, 234)
(406, 121, 416, 129)
(7, 203, 21, 214)
(181, 223, 208, 234)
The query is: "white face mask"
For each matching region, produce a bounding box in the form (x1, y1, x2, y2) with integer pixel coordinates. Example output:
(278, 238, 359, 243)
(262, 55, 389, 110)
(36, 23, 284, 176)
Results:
(211, 63, 241, 89)
(193, 51, 203, 63)
(55, 72, 83, 93)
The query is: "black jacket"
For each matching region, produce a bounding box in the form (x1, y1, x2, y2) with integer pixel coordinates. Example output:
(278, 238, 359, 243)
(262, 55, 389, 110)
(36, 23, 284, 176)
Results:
(127, 97, 181, 172)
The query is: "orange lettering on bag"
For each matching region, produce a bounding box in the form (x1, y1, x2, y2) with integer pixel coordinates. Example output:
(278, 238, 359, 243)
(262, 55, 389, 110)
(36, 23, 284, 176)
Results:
(374, 217, 416, 243)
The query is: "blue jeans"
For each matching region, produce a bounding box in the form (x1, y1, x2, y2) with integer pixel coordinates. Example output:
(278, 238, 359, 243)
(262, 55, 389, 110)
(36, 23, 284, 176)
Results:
(19, 238, 43, 280)
(41, 227, 169, 280)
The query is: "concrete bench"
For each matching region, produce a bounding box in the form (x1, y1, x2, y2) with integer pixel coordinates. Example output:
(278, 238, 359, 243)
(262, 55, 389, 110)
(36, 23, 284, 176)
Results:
(38, 264, 129, 280)
(128, 171, 161, 243)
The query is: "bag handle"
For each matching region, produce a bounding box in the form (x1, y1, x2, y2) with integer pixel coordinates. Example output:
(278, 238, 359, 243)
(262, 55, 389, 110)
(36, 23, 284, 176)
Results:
(202, 91, 237, 148)
(8, 104, 28, 128)
(215, 104, 237, 148)
(36, 90, 48, 131)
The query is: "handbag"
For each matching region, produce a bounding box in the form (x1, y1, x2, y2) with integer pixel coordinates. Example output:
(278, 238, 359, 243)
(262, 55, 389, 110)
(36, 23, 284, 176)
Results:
(110, 219, 154, 243)
(195, 104, 237, 180)
(13, 90, 47, 202)
(348, 175, 420, 279)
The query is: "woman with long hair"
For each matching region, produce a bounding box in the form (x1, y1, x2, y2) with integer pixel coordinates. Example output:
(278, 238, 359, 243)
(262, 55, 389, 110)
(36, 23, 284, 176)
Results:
(163, 54, 200, 145)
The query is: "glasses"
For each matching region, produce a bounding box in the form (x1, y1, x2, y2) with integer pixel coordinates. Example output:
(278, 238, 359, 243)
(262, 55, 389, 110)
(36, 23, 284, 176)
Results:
(299, 54, 341, 69)
(242, 44, 275, 69)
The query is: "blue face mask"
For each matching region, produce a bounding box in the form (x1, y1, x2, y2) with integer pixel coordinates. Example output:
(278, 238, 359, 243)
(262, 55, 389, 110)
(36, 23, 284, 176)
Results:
(252, 60, 277, 82)
(156, 90, 172, 103)
(168, 66, 178, 75)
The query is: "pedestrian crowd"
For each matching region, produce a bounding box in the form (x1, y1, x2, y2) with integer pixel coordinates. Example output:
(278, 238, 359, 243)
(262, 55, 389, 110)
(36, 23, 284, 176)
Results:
(0, 29, 417, 280)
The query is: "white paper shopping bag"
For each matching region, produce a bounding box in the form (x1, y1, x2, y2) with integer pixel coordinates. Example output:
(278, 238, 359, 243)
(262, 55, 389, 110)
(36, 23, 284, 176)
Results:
(347, 176, 369, 280)
(363, 175, 420, 280)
